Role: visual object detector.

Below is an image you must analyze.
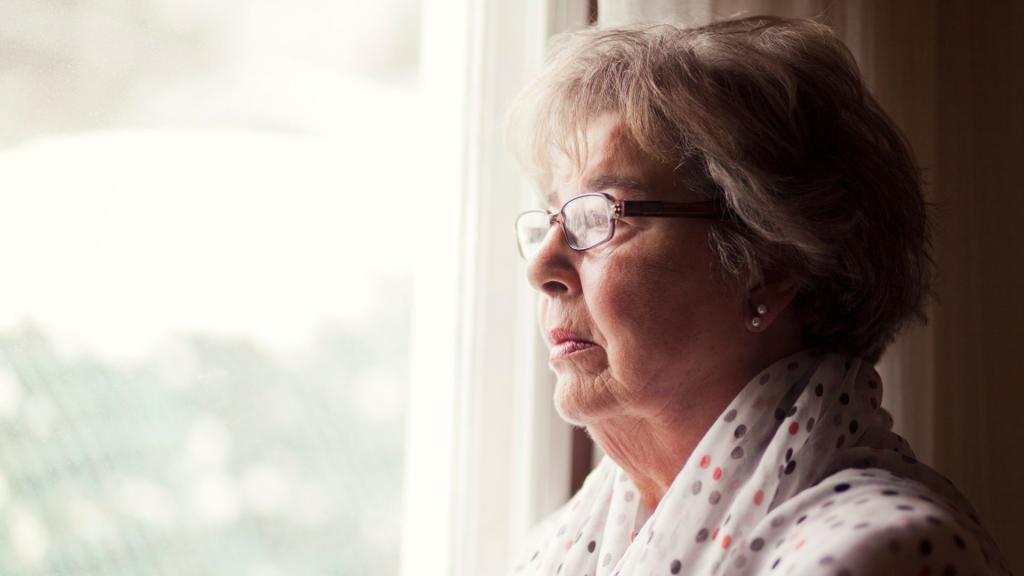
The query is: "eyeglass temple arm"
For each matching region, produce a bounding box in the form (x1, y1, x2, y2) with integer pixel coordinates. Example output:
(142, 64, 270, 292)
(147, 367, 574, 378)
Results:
(618, 199, 724, 218)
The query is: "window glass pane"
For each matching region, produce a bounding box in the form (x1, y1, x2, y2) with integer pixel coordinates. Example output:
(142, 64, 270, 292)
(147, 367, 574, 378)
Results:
(0, 1, 432, 573)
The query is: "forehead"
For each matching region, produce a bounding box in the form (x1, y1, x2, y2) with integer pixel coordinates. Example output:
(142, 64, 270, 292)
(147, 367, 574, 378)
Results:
(547, 113, 672, 204)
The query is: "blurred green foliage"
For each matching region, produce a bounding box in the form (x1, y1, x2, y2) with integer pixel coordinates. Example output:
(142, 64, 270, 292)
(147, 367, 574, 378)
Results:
(0, 278, 411, 575)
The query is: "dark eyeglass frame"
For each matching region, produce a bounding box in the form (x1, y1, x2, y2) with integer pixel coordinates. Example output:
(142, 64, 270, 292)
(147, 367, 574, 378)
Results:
(515, 191, 725, 259)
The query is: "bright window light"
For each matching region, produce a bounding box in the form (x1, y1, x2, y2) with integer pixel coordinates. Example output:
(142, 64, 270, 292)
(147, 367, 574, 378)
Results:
(0, 0, 454, 574)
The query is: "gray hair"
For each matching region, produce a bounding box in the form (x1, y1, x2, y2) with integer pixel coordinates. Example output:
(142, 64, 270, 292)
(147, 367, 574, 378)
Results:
(509, 16, 932, 362)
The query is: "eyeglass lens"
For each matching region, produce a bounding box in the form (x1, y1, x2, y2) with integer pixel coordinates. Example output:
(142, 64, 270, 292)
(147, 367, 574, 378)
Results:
(515, 211, 549, 260)
(515, 194, 614, 259)
(562, 194, 613, 250)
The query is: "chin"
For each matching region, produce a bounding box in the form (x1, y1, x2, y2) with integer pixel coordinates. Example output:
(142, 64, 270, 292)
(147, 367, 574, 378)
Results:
(552, 373, 615, 426)
(553, 395, 588, 427)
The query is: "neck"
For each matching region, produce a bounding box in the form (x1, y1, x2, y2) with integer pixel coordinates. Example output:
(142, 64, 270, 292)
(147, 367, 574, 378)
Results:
(587, 384, 739, 512)
(588, 323, 807, 511)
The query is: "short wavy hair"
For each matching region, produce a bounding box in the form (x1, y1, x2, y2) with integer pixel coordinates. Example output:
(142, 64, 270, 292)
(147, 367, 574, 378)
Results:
(509, 15, 932, 362)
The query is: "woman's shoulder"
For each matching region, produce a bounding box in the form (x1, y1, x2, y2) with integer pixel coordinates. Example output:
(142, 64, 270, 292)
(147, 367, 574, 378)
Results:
(508, 457, 618, 574)
(508, 505, 564, 574)
(749, 467, 1010, 576)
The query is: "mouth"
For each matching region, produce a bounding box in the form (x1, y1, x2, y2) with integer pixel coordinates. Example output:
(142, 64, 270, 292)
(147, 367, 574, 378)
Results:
(547, 327, 597, 359)
(550, 340, 597, 359)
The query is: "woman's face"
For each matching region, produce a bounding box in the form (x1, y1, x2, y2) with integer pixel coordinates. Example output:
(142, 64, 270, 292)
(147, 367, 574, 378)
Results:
(528, 114, 758, 425)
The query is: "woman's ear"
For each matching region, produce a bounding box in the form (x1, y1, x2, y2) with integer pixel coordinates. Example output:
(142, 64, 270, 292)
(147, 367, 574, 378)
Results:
(745, 274, 800, 333)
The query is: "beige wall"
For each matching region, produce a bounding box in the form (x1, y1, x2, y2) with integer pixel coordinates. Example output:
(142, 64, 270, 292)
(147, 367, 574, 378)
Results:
(931, 1, 1024, 568)
(834, 3, 1024, 571)
(598, 0, 1024, 571)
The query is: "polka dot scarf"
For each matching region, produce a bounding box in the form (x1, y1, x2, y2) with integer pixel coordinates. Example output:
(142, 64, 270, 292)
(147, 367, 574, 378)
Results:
(510, 349, 1011, 575)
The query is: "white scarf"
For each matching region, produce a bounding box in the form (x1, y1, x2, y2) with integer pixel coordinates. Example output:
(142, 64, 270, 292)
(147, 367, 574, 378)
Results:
(510, 349, 1009, 575)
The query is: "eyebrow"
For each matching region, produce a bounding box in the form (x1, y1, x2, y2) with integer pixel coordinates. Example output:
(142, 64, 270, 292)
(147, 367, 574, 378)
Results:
(583, 175, 648, 195)
(544, 174, 649, 207)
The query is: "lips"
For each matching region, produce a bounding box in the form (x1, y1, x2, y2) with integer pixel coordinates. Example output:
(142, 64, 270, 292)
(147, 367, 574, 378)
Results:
(547, 327, 597, 359)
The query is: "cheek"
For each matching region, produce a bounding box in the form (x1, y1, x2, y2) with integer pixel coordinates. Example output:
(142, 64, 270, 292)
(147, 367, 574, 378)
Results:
(593, 270, 662, 327)
(584, 248, 741, 363)
(585, 257, 686, 354)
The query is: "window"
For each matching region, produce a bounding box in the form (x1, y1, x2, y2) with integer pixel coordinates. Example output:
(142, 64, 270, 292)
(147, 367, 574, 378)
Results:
(0, 1, 440, 574)
(0, 1, 588, 573)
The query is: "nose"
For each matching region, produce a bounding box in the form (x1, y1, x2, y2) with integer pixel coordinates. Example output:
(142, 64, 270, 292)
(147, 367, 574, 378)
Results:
(526, 222, 581, 297)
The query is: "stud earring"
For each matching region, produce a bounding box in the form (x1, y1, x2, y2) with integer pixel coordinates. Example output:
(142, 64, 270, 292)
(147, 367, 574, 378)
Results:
(750, 303, 768, 329)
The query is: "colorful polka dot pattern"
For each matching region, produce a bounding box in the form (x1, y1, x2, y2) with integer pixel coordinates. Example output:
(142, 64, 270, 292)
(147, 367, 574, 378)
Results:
(509, 350, 1010, 575)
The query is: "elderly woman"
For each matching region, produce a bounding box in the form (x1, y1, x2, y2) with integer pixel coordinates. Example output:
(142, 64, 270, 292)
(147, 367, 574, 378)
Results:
(507, 16, 1009, 576)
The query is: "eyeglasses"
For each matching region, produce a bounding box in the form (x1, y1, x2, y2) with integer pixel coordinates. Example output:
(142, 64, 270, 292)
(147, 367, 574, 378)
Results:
(515, 191, 724, 260)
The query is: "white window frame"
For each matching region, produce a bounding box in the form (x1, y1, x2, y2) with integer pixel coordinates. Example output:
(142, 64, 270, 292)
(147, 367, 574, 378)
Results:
(400, 1, 591, 574)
